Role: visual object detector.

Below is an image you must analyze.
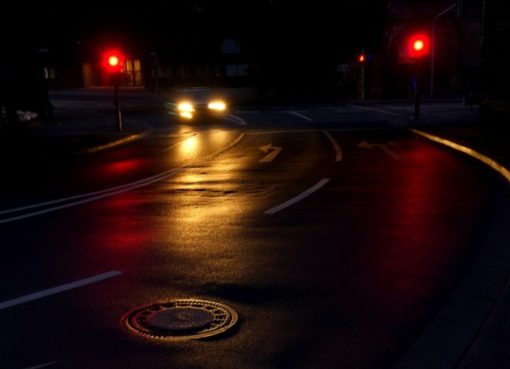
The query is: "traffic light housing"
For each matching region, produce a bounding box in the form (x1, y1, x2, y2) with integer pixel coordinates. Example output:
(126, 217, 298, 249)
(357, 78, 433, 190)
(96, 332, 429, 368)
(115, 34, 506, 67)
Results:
(407, 34, 430, 59)
(102, 49, 125, 73)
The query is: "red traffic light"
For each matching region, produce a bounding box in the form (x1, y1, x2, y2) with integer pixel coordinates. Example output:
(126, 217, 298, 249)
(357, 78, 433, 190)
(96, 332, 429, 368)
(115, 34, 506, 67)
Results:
(102, 49, 125, 73)
(358, 54, 366, 63)
(407, 34, 430, 59)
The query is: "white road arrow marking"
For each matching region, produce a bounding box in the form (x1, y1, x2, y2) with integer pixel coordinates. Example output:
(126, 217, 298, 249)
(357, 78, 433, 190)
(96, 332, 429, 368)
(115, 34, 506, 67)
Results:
(357, 141, 400, 160)
(259, 144, 283, 162)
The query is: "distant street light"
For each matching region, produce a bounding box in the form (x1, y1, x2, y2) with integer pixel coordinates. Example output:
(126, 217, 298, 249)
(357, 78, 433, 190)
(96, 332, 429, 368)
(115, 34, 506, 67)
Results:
(430, 2, 458, 96)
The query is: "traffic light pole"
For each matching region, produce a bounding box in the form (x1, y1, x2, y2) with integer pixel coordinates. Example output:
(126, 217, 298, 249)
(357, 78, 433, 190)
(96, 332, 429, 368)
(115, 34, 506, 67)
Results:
(113, 74, 123, 132)
(361, 49, 366, 101)
(414, 63, 421, 121)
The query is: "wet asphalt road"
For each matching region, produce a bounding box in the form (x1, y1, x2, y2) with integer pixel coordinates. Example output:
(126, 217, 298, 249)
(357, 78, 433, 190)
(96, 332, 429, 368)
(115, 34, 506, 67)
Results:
(0, 101, 503, 369)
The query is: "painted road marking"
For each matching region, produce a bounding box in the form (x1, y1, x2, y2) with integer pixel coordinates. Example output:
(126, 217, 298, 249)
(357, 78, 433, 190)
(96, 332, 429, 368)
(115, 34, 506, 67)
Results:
(286, 111, 314, 122)
(0, 132, 245, 224)
(259, 144, 283, 162)
(323, 130, 343, 162)
(226, 114, 247, 125)
(0, 169, 181, 216)
(0, 271, 122, 311)
(264, 178, 330, 215)
(22, 361, 57, 369)
(0, 169, 183, 224)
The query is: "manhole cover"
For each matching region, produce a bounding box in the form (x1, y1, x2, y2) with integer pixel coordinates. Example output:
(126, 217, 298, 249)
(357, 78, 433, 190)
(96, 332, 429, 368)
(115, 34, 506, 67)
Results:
(123, 299, 238, 341)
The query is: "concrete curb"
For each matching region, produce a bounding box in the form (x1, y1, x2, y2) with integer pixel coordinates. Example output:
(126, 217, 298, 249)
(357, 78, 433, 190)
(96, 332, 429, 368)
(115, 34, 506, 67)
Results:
(392, 130, 510, 369)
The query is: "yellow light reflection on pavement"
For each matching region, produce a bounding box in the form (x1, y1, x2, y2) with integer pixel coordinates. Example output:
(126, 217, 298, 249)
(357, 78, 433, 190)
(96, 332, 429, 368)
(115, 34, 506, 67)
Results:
(181, 135, 199, 156)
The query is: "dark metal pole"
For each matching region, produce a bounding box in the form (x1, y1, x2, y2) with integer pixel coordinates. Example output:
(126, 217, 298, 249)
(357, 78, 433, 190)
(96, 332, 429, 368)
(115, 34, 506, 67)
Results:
(113, 74, 123, 132)
(414, 63, 420, 121)
(361, 48, 366, 101)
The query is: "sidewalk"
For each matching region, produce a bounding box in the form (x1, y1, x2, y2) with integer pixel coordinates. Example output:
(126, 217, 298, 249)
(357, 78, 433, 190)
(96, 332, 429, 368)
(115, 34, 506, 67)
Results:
(1, 89, 154, 156)
(393, 111, 510, 369)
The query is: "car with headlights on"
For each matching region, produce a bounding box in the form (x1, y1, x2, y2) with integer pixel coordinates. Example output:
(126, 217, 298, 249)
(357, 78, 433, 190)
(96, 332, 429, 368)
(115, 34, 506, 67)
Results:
(168, 88, 229, 123)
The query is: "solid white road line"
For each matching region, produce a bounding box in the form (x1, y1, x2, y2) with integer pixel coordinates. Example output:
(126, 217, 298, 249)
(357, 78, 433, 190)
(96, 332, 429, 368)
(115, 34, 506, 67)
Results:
(0, 271, 122, 311)
(0, 169, 183, 225)
(0, 168, 181, 216)
(264, 178, 330, 215)
(323, 130, 343, 162)
(22, 361, 58, 369)
(286, 111, 314, 122)
(0, 132, 245, 224)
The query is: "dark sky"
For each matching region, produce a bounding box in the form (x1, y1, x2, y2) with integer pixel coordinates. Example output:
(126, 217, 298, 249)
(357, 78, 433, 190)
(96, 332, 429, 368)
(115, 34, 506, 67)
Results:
(2, 0, 387, 54)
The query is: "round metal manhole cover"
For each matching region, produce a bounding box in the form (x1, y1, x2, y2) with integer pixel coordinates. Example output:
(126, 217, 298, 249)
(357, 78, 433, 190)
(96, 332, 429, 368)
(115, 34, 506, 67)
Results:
(123, 299, 238, 341)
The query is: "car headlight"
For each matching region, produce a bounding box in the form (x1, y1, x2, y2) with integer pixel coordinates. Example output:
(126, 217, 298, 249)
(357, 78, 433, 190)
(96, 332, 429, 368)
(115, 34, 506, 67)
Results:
(177, 101, 195, 119)
(178, 101, 195, 113)
(208, 100, 227, 112)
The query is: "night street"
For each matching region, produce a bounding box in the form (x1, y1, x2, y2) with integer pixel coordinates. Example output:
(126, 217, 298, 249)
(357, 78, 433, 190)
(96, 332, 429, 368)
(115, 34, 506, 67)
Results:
(0, 94, 506, 369)
(2, 0, 510, 366)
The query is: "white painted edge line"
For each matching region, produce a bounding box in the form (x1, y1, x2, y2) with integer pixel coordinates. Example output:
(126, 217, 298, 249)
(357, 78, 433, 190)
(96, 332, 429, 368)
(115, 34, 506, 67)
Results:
(0, 168, 182, 216)
(411, 129, 510, 183)
(286, 111, 314, 122)
(323, 130, 343, 162)
(226, 114, 247, 125)
(0, 132, 244, 224)
(22, 361, 57, 369)
(0, 271, 122, 311)
(264, 178, 330, 215)
(0, 169, 183, 224)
